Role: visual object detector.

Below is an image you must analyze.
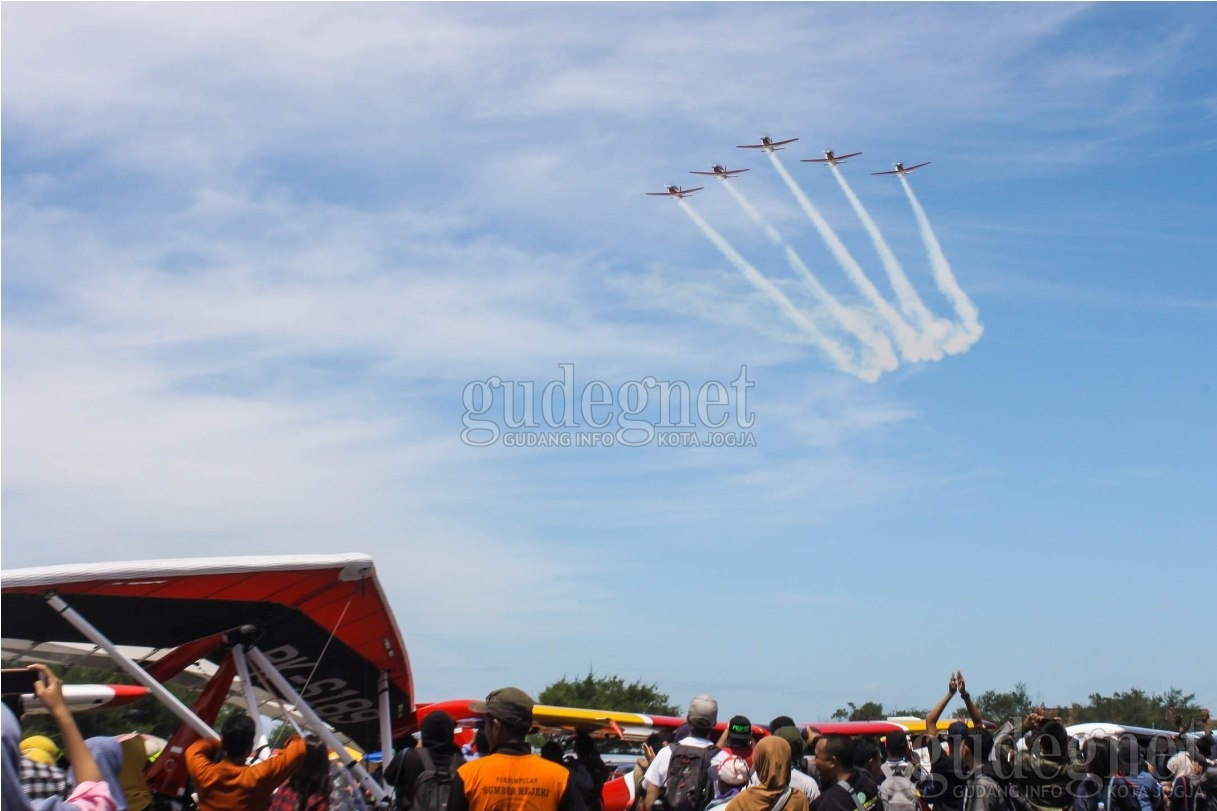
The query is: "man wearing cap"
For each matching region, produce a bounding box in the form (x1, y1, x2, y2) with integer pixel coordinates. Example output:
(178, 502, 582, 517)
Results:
(642, 695, 730, 811)
(20, 734, 70, 801)
(923, 671, 984, 811)
(448, 687, 585, 811)
(718, 716, 755, 767)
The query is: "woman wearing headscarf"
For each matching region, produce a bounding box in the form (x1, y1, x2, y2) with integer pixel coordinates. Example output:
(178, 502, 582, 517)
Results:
(725, 736, 809, 811)
(3, 664, 116, 811)
(69, 737, 128, 811)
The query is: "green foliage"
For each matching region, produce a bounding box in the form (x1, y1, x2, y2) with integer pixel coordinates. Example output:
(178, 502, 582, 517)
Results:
(831, 701, 886, 721)
(889, 707, 928, 718)
(538, 671, 679, 715)
(1066, 688, 1201, 729)
(965, 682, 1035, 724)
(838, 683, 1204, 731)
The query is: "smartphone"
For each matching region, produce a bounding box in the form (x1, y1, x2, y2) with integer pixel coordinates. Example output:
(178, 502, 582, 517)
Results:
(0, 668, 42, 696)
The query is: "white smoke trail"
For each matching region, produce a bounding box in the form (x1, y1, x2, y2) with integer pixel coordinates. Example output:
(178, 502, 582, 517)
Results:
(898, 174, 984, 352)
(828, 164, 955, 350)
(767, 152, 939, 362)
(719, 180, 898, 374)
(677, 200, 880, 382)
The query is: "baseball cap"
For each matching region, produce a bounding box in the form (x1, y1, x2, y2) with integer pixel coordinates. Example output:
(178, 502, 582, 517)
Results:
(774, 726, 804, 760)
(727, 715, 752, 745)
(687, 694, 718, 726)
(470, 687, 534, 728)
(947, 721, 969, 741)
(717, 755, 751, 787)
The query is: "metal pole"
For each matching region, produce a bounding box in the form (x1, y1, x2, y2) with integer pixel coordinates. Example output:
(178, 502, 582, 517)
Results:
(378, 670, 393, 767)
(43, 592, 219, 740)
(231, 645, 269, 751)
(245, 646, 387, 802)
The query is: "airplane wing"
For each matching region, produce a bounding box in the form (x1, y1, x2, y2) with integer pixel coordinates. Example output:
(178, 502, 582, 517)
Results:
(872, 161, 931, 176)
(736, 138, 799, 149)
(1, 554, 414, 751)
(682, 186, 704, 194)
(690, 169, 749, 176)
(645, 191, 674, 195)
(802, 151, 862, 163)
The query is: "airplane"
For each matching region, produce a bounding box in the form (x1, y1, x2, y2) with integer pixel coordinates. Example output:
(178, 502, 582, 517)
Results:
(689, 165, 750, 179)
(736, 136, 799, 152)
(2, 554, 411, 806)
(871, 161, 931, 177)
(801, 150, 863, 166)
(646, 185, 704, 198)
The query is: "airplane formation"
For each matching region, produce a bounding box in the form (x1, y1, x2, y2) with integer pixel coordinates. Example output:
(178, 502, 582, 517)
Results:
(642, 133, 983, 382)
(648, 138, 930, 196)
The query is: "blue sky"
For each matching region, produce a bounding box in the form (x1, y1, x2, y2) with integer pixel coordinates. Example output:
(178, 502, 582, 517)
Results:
(3, 3, 1215, 725)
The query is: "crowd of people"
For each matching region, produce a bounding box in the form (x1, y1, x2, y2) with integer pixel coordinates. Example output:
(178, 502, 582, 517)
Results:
(5, 667, 1216, 811)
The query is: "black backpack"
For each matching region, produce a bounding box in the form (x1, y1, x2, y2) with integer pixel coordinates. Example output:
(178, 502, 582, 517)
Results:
(663, 744, 718, 811)
(410, 748, 465, 811)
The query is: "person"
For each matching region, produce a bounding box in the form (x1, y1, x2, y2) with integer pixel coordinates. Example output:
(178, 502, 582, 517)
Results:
(809, 735, 880, 811)
(719, 717, 756, 767)
(20, 734, 69, 801)
(748, 729, 819, 805)
(115, 734, 152, 811)
(447, 687, 585, 811)
(725, 736, 809, 811)
(958, 730, 1005, 811)
(924, 671, 984, 811)
(708, 756, 751, 809)
(185, 712, 308, 811)
(995, 713, 1075, 811)
(1124, 741, 1163, 811)
(879, 732, 924, 811)
(572, 733, 610, 811)
(3, 663, 116, 811)
(385, 710, 464, 811)
(270, 736, 331, 811)
(69, 737, 129, 811)
(541, 742, 566, 766)
(1074, 737, 1138, 811)
(631, 733, 671, 811)
(642, 695, 730, 811)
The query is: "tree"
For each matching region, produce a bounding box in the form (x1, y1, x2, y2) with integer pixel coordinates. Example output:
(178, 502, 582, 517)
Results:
(965, 682, 1035, 725)
(1067, 688, 1201, 729)
(831, 701, 886, 721)
(539, 671, 680, 715)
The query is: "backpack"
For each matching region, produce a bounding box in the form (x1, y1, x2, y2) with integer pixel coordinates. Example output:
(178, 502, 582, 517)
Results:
(663, 744, 718, 811)
(411, 748, 465, 811)
(881, 762, 922, 811)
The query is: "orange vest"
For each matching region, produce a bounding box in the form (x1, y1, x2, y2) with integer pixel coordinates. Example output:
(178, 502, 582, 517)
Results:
(458, 752, 571, 811)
